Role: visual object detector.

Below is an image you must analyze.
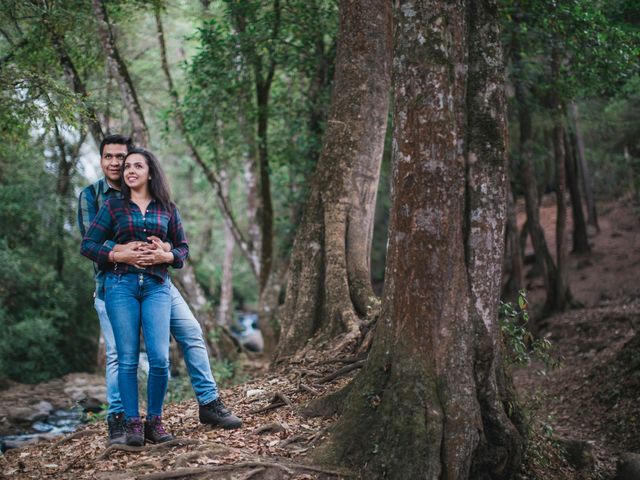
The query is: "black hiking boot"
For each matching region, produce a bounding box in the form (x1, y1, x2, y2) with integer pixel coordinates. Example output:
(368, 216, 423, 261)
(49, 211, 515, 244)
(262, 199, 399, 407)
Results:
(125, 417, 144, 446)
(144, 415, 174, 444)
(199, 398, 242, 429)
(106, 412, 126, 446)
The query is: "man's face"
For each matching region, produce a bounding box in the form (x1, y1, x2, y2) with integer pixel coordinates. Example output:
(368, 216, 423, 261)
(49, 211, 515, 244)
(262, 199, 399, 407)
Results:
(100, 143, 128, 184)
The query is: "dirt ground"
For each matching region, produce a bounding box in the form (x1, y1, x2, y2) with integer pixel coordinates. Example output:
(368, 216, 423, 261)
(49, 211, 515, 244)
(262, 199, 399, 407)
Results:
(1, 197, 638, 479)
(514, 197, 640, 479)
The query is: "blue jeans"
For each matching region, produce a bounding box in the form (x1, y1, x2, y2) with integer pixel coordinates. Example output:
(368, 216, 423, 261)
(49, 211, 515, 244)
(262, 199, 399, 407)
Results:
(94, 279, 219, 415)
(105, 272, 171, 418)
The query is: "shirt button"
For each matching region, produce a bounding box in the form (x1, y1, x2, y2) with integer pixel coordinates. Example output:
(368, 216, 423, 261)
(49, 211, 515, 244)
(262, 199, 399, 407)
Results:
(143, 229, 147, 232)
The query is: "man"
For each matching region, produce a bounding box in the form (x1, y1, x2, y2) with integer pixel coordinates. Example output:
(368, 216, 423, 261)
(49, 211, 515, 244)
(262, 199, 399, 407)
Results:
(78, 134, 241, 445)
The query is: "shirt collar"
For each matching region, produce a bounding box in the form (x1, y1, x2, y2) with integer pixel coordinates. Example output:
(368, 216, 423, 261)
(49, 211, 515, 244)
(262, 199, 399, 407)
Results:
(100, 177, 121, 194)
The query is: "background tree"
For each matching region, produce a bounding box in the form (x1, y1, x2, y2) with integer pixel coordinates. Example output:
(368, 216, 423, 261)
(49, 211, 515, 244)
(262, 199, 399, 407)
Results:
(274, 0, 392, 360)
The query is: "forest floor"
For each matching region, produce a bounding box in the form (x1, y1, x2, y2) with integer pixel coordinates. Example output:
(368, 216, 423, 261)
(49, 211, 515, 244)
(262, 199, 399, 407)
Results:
(1, 197, 639, 480)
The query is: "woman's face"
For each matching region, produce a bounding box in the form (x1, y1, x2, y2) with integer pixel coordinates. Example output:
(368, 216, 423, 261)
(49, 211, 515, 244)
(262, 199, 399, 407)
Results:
(123, 153, 150, 190)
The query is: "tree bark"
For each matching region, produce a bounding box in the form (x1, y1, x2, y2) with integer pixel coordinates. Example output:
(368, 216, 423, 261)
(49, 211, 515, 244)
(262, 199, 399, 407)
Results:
(274, 0, 391, 361)
(314, 2, 523, 477)
(92, 0, 149, 147)
(564, 129, 590, 254)
(569, 102, 599, 231)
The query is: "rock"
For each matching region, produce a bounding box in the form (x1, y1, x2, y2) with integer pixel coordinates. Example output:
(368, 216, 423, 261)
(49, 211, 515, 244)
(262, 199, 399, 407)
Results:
(615, 452, 640, 480)
(554, 437, 595, 470)
(7, 401, 54, 424)
(246, 389, 267, 398)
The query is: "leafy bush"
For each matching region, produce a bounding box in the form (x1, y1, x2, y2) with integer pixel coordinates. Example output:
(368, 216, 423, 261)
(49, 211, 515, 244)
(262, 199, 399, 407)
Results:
(499, 291, 556, 370)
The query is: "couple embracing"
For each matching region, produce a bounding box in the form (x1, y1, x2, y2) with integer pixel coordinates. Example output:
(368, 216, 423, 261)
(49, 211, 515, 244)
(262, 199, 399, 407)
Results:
(78, 135, 241, 447)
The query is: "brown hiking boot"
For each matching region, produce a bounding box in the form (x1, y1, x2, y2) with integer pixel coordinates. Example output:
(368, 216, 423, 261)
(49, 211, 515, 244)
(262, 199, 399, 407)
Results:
(144, 415, 174, 444)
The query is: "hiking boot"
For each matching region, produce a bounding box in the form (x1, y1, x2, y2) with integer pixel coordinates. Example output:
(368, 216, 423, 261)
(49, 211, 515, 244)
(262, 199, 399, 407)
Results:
(125, 417, 144, 446)
(199, 398, 242, 429)
(144, 415, 174, 444)
(106, 412, 126, 446)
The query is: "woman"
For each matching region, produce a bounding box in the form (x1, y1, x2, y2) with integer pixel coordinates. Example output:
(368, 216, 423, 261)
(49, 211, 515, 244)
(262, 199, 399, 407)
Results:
(81, 147, 188, 446)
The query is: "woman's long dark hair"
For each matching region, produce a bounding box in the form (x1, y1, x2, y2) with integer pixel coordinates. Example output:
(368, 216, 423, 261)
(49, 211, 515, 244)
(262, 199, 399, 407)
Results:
(121, 148, 172, 210)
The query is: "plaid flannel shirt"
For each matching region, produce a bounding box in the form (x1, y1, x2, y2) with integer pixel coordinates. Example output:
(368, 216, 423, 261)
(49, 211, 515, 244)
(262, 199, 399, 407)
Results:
(81, 197, 188, 284)
(77, 178, 120, 299)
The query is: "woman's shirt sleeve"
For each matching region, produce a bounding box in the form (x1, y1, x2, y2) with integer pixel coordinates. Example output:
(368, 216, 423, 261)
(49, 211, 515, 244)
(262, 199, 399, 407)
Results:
(167, 204, 189, 269)
(81, 201, 116, 265)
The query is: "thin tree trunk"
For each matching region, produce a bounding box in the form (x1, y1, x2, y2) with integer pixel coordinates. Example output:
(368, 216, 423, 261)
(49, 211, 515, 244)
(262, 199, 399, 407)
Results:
(315, 2, 524, 477)
(154, 7, 260, 278)
(47, 26, 103, 147)
(218, 171, 235, 327)
(274, 0, 391, 361)
(569, 102, 599, 231)
(92, 0, 149, 147)
(502, 182, 524, 301)
(231, 0, 282, 292)
(512, 17, 560, 316)
(549, 47, 571, 312)
(564, 128, 590, 254)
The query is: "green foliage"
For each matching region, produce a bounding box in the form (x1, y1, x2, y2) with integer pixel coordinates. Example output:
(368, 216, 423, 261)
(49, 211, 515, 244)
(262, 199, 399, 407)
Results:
(0, 132, 97, 384)
(499, 291, 555, 370)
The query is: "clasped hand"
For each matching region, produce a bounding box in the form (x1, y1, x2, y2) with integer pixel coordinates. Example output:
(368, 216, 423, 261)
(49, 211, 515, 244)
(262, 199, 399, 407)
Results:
(113, 236, 172, 269)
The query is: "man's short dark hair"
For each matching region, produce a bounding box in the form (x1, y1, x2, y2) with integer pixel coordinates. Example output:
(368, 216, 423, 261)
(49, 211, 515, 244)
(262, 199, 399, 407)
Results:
(100, 134, 133, 156)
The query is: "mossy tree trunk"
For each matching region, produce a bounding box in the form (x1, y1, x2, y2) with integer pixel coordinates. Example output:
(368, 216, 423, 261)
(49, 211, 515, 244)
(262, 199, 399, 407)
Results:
(313, 1, 524, 478)
(274, 0, 392, 361)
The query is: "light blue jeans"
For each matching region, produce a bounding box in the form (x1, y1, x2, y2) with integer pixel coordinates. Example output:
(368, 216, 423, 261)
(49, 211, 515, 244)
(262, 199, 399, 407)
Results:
(95, 278, 218, 415)
(105, 272, 171, 418)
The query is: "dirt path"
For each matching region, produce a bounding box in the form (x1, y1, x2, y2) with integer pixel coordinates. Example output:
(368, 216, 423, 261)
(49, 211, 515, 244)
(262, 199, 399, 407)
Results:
(514, 198, 640, 478)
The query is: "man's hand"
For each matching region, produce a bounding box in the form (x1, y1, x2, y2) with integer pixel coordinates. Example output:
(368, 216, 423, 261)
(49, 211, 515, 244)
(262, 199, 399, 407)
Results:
(110, 242, 148, 269)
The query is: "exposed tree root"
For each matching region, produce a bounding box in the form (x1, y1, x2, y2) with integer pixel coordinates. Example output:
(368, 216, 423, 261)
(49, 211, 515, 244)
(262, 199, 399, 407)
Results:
(252, 422, 285, 435)
(298, 383, 321, 396)
(316, 360, 366, 384)
(248, 392, 293, 414)
(137, 459, 354, 480)
(319, 355, 366, 365)
(96, 438, 201, 460)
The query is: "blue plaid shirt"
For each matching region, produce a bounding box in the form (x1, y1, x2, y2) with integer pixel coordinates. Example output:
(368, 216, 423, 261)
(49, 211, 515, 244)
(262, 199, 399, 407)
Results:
(77, 178, 120, 299)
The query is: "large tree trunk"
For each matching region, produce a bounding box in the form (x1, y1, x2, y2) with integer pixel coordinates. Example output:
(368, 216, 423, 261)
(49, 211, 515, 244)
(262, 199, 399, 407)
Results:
(274, 0, 391, 361)
(569, 102, 599, 231)
(92, 0, 149, 147)
(564, 128, 590, 254)
(314, 2, 523, 477)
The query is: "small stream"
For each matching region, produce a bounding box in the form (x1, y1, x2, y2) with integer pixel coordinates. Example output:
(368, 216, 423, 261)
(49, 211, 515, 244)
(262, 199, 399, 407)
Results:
(0, 408, 87, 452)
